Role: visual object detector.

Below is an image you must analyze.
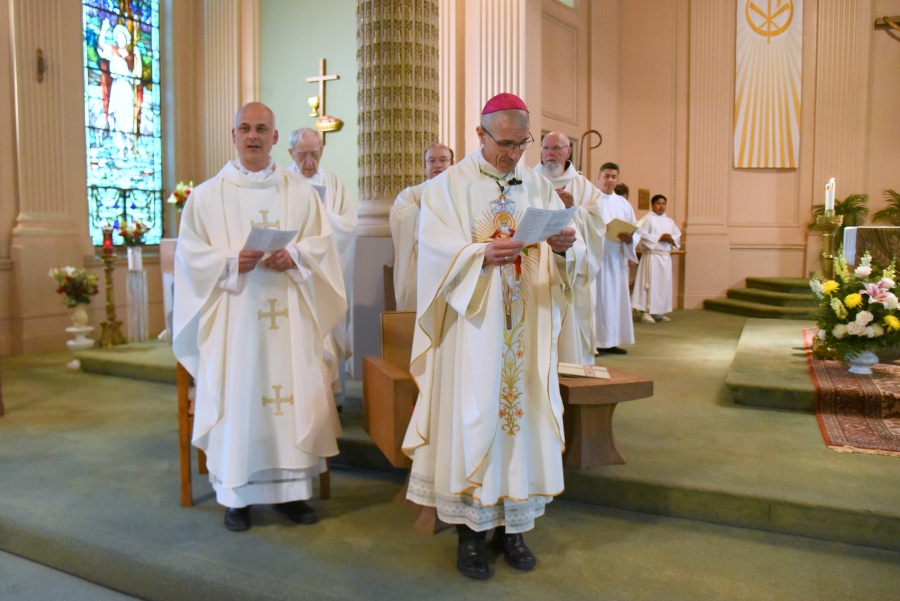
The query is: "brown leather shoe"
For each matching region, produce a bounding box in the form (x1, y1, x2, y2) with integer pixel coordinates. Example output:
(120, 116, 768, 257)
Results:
(491, 528, 536, 571)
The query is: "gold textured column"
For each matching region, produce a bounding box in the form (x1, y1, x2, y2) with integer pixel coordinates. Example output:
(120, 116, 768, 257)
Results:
(357, 0, 440, 237)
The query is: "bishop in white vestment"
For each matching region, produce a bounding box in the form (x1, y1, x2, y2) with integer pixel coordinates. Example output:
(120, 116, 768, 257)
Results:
(594, 162, 639, 354)
(533, 132, 606, 365)
(173, 104, 347, 532)
(288, 128, 357, 403)
(389, 143, 454, 312)
(632, 194, 681, 322)
(402, 94, 578, 580)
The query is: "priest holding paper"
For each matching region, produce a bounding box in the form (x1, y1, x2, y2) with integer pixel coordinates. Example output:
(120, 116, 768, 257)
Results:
(402, 93, 578, 580)
(288, 127, 357, 406)
(174, 102, 347, 532)
(632, 194, 681, 323)
(389, 143, 454, 311)
(594, 162, 639, 355)
(534, 132, 606, 364)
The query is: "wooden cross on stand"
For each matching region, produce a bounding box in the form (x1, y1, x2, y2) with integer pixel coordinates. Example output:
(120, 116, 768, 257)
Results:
(306, 58, 339, 145)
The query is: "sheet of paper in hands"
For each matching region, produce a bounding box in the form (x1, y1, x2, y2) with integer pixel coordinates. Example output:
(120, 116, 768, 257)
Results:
(312, 185, 327, 202)
(511, 206, 577, 245)
(605, 218, 638, 243)
(558, 363, 610, 379)
(242, 228, 299, 254)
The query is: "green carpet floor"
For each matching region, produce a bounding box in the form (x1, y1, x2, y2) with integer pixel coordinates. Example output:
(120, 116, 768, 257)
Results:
(2, 310, 900, 599)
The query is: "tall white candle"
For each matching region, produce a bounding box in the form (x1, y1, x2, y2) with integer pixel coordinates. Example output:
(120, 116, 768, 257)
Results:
(825, 178, 835, 212)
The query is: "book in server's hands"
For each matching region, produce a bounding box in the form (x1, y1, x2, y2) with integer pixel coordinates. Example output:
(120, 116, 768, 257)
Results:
(557, 363, 610, 380)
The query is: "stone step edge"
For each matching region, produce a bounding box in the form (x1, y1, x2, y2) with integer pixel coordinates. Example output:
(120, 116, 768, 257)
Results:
(704, 299, 815, 315)
(334, 427, 900, 553)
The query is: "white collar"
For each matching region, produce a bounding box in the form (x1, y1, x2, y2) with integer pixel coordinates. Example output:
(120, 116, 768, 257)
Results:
(233, 158, 275, 180)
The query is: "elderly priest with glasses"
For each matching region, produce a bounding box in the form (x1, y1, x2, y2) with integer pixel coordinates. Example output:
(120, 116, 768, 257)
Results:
(402, 93, 581, 580)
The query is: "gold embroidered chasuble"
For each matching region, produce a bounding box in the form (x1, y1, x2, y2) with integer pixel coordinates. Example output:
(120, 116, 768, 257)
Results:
(402, 150, 579, 533)
(173, 161, 347, 504)
(533, 161, 607, 365)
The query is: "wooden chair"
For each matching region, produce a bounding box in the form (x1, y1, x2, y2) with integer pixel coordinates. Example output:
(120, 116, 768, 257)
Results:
(362, 311, 418, 468)
(177, 362, 331, 507)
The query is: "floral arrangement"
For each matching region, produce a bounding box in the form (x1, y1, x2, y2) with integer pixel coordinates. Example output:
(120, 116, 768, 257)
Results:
(117, 220, 148, 246)
(810, 250, 900, 360)
(48, 266, 100, 307)
(167, 181, 193, 209)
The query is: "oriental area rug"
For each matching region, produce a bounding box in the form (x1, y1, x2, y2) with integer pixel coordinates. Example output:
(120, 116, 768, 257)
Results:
(803, 329, 900, 457)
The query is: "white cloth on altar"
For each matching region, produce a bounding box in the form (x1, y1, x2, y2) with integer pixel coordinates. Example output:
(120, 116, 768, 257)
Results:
(631, 211, 681, 315)
(173, 160, 347, 507)
(594, 192, 639, 349)
(402, 149, 579, 533)
(389, 181, 427, 312)
(533, 161, 605, 365)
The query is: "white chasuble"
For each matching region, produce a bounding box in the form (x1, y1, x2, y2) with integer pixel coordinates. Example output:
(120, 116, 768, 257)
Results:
(632, 211, 681, 315)
(402, 150, 578, 534)
(594, 192, 639, 349)
(173, 161, 347, 507)
(389, 181, 426, 312)
(533, 162, 605, 365)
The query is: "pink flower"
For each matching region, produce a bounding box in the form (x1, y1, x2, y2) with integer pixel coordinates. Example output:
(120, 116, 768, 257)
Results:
(862, 281, 893, 308)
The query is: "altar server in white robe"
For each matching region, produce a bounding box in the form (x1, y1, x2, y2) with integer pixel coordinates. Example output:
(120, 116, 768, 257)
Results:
(174, 103, 347, 532)
(594, 162, 639, 355)
(389, 143, 454, 311)
(288, 127, 357, 406)
(632, 194, 681, 323)
(402, 93, 579, 580)
(533, 132, 606, 365)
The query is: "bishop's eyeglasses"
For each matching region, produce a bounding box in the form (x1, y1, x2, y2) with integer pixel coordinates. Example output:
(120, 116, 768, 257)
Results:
(481, 126, 535, 153)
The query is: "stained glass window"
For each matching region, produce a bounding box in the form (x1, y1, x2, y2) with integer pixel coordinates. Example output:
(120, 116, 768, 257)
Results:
(82, 0, 162, 246)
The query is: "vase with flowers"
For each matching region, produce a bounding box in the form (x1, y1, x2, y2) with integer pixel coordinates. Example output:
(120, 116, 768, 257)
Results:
(809, 250, 900, 374)
(49, 266, 99, 351)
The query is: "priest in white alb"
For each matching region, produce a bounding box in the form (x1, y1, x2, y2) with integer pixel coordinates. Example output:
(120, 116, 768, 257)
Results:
(594, 162, 639, 355)
(533, 131, 605, 365)
(288, 127, 357, 406)
(402, 93, 578, 580)
(632, 194, 681, 323)
(173, 103, 347, 532)
(389, 143, 454, 311)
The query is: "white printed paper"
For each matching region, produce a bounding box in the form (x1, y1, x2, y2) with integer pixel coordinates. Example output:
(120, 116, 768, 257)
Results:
(242, 228, 299, 253)
(511, 206, 576, 245)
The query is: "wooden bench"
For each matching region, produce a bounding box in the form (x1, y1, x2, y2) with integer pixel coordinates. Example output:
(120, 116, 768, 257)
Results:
(560, 368, 654, 469)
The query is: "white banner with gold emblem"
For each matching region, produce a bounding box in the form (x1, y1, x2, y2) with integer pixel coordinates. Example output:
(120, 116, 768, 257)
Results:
(734, 0, 802, 168)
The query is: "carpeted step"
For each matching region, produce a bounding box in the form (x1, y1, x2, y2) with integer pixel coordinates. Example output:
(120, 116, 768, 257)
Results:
(746, 277, 812, 294)
(726, 287, 818, 307)
(704, 298, 815, 320)
(725, 318, 817, 411)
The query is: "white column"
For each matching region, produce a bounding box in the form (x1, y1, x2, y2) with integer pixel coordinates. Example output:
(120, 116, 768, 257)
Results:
(682, 0, 733, 308)
(8, 0, 88, 353)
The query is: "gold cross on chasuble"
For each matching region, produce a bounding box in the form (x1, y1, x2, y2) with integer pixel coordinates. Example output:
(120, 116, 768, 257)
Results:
(251, 209, 280, 229)
(258, 298, 288, 330)
(263, 385, 293, 416)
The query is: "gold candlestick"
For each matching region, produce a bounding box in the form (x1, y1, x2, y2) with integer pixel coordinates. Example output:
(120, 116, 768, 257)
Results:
(814, 210, 843, 279)
(99, 253, 125, 348)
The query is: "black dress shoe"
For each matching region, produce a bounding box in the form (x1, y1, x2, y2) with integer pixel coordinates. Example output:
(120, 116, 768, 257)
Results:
(457, 537, 491, 580)
(596, 346, 628, 355)
(223, 507, 251, 532)
(491, 528, 536, 571)
(274, 500, 319, 525)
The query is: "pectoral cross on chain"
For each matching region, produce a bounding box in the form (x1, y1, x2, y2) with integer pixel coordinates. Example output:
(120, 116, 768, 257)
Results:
(258, 298, 288, 330)
(251, 209, 280, 229)
(262, 385, 293, 416)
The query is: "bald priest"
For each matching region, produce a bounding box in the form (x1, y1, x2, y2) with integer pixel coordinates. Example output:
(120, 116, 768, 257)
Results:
(402, 93, 580, 580)
(173, 102, 347, 532)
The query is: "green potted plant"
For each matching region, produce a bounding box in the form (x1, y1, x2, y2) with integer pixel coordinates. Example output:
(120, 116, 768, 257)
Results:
(872, 189, 900, 225)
